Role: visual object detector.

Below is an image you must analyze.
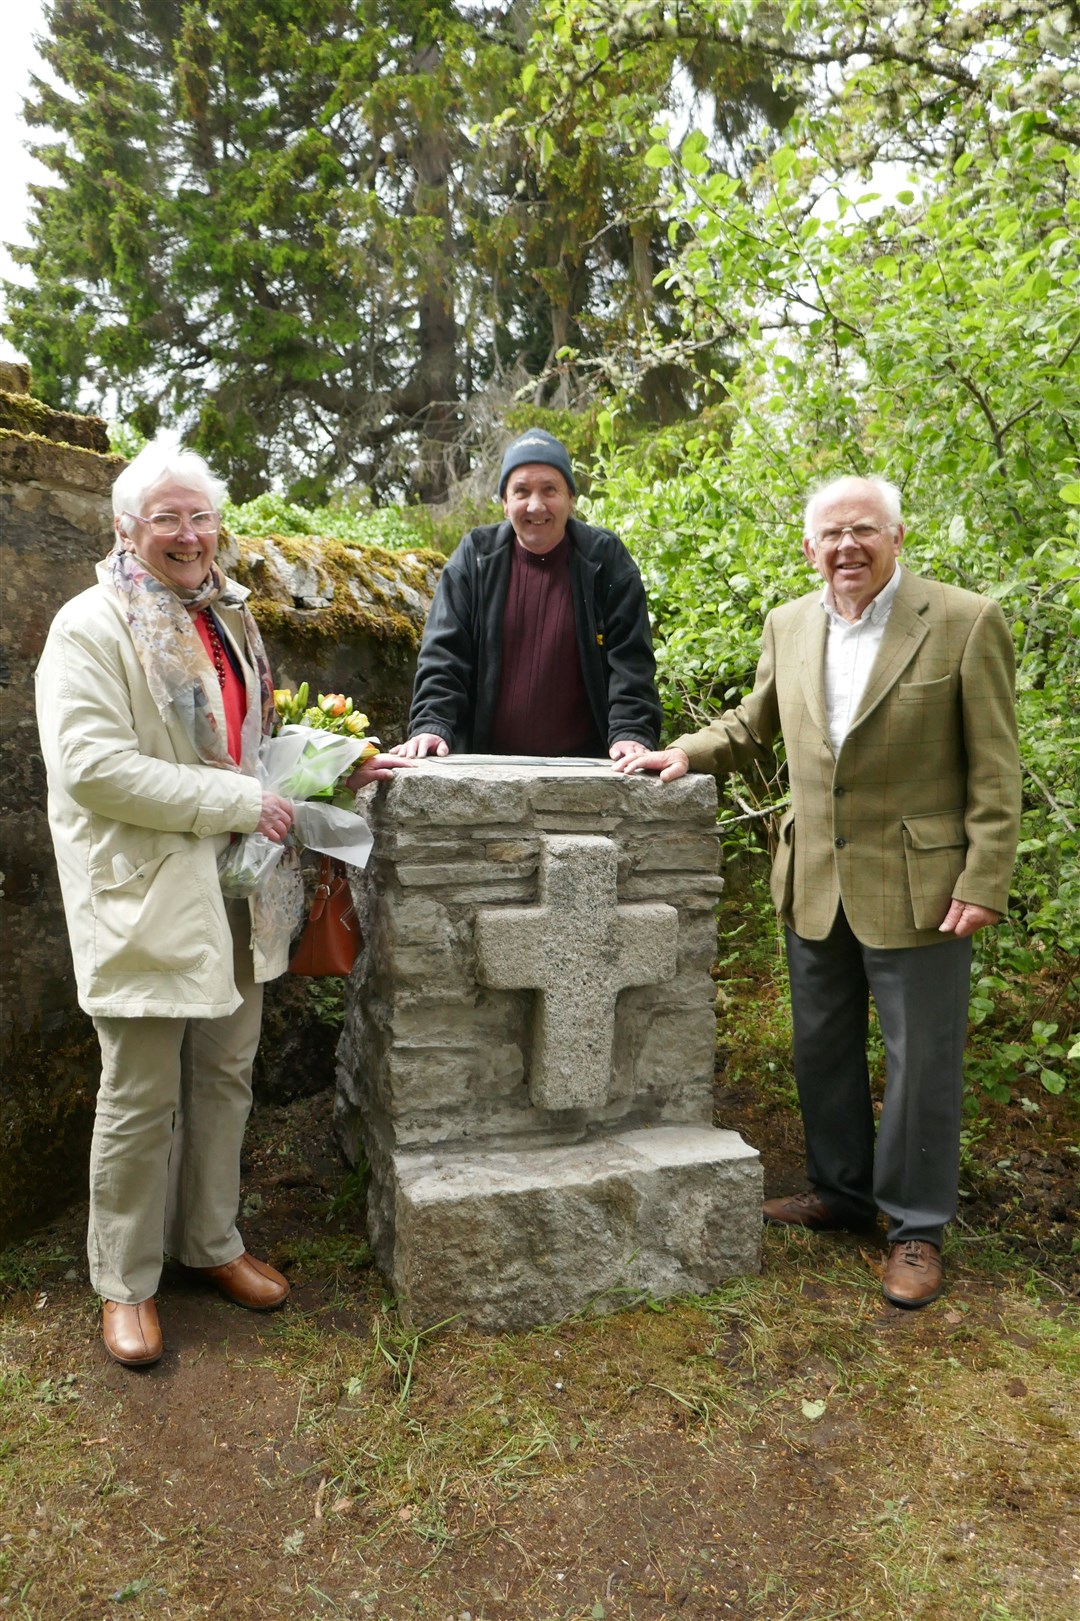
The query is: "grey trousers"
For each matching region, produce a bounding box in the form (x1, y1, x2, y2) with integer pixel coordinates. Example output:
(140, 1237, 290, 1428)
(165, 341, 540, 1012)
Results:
(88, 903, 264, 1304)
(785, 909, 972, 1245)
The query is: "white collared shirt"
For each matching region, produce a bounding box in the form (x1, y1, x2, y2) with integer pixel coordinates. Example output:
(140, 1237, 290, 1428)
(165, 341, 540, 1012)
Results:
(820, 564, 902, 752)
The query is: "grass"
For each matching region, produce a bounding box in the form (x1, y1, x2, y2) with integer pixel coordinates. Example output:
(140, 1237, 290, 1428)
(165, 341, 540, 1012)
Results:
(1, 878, 1076, 1619)
(6, 1235, 1070, 1619)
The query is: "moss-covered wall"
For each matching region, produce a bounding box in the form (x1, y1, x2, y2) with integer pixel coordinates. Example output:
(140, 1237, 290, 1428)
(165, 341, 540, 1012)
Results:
(0, 382, 440, 1245)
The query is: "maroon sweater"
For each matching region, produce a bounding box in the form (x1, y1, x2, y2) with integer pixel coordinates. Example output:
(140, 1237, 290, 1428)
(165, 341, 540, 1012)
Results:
(488, 536, 605, 756)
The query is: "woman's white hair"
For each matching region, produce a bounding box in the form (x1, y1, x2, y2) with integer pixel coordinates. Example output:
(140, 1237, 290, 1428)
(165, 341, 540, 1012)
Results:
(112, 432, 228, 535)
(803, 474, 902, 538)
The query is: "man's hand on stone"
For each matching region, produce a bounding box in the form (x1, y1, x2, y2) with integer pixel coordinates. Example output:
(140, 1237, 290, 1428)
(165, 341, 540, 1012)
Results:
(939, 899, 1001, 938)
(613, 746, 690, 782)
(608, 739, 649, 762)
(345, 752, 417, 789)
(388, 733, 450, 759)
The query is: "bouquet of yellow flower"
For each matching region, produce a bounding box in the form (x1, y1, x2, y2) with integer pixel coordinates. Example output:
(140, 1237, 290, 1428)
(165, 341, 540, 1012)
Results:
(274, 682, 374, 740)
(271, 684, 381, 809)
(218, 685, 379, 898)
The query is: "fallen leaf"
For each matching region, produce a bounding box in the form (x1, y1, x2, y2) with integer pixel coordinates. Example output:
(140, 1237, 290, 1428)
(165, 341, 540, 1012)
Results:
(801, 1398, 827, 1421)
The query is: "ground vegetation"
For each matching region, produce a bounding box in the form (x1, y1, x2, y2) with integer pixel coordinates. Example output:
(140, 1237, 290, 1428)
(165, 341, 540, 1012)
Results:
(1, 882, 1075, 1619)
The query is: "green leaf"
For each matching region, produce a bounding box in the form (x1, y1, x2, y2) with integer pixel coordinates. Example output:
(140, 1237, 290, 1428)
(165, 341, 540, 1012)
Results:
(1059, 482, 1080, 505)
(111, 1578, 153, 1602)
(954, 151, 974, 175)
(521, 61, 537, 94)
(644, 144, 671, 169)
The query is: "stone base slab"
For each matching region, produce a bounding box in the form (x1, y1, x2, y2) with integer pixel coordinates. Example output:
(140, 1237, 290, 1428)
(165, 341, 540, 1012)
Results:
(386, 1125, 762, 1332)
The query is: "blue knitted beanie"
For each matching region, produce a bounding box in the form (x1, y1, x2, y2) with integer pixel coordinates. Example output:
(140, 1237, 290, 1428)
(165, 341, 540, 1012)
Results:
(497, 429, 576, 498)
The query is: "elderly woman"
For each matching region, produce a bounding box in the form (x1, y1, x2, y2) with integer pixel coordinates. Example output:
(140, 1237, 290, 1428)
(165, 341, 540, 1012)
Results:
(35, 433, 406, 1368)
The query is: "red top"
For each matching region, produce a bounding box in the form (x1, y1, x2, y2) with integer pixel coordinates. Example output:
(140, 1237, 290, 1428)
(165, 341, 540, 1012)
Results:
(194, 610, 246, 763)
(489, 536, 604, 757)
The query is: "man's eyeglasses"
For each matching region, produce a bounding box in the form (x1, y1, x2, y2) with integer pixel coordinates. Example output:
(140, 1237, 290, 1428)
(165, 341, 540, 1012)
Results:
(814, 522, 888, 546)
(124, 510, 222, 538)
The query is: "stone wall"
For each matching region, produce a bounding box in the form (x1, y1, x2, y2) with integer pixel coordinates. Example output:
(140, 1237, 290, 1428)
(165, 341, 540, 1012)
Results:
(337, 760, 761, 1331)
(0, 376, 440, 1243)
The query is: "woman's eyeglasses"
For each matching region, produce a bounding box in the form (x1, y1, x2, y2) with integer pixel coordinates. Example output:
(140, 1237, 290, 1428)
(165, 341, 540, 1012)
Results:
(124, 510, 222, 537)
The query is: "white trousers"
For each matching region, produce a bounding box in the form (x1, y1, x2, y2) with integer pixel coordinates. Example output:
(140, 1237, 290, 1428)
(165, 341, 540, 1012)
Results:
(88, 903, 264, 1303)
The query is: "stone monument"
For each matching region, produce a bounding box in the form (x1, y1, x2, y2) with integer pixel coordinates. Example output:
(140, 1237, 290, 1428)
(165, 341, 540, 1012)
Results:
(336, 758, 761, 1331)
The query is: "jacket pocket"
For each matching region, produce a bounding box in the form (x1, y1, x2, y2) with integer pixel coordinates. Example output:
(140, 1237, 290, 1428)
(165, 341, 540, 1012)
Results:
(902, 811, 967, 931)
(770, 807, 795, 918)
(898, 674, 954, 702)
(90, 841, 211, 977)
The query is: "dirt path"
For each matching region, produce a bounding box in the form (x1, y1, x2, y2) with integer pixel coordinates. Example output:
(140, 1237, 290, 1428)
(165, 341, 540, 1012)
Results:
(2, 1087, 1076, 1621)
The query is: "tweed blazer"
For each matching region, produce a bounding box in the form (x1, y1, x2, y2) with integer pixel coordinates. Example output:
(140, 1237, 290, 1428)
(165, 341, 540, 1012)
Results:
(673, 569, 1022, 948)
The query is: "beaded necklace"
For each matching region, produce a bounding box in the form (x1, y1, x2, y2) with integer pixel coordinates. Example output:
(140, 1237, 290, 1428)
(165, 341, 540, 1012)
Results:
(200, 609, 229, 688)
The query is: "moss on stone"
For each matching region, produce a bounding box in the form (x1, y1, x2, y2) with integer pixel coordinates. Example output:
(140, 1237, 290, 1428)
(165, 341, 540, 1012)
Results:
(0, 429, 125, 495)
(0, 393, 111, 453)
(232, 530, 444, 650)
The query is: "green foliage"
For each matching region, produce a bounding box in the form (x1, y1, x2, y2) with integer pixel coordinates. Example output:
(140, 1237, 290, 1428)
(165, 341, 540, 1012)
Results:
(224, 491, 428, 552)
(305, 977, 347, 1031)
(566, 0, 1079, 1099)
(8, 1, 784, 500)
(223, 486, 503, 556)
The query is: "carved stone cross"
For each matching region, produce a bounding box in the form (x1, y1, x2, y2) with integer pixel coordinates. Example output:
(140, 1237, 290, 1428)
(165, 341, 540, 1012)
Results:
(474, 834, 678, 1110)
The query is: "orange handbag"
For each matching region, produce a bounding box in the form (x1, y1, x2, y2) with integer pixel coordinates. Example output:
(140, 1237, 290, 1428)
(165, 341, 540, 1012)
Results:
(288, 855, 361, 977)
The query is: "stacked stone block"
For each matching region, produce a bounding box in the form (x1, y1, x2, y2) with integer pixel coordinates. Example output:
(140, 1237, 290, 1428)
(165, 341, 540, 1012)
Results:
(336, 759, 762, 1330)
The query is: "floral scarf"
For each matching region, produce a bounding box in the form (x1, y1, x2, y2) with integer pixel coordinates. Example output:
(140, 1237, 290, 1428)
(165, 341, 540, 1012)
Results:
(105, 541, 303, 962)
(106, 542, 276, 771)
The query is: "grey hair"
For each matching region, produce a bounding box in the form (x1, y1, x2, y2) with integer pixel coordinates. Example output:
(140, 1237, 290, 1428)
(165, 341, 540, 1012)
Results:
(112, 432, 228, 535)
(803, 475, 902, 539)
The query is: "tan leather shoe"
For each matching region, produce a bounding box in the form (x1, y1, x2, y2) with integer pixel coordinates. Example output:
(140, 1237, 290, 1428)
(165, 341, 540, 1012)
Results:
(763, 1189, 876, 1232)
(199, 1251, 289, 1310)
(883, 1240, 943, 1308)
(102, 1299, 163, 1367)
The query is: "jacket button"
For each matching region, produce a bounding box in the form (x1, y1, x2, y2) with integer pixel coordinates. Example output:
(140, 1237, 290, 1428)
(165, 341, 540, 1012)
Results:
(833, 786, 845, 796)
(835, 837, 846, 848)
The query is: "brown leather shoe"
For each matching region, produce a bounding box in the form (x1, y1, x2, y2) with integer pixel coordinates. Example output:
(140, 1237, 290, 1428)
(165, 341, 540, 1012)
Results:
(763, 1189, 860, 1231)
(883, 1240, 943, 1308)
(199, 1251, 290, 1311)
(102, 1299, 163, 1367)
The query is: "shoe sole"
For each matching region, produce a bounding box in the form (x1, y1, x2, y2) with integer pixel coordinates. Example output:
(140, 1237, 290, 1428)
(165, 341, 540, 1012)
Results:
(882, 1282, 943, 1309)
(104, 1344, 163, 1367)
(211, 1287, 290, 1311)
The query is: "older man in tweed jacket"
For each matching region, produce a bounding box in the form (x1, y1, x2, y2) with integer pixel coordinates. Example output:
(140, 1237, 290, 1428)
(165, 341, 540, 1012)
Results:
(619, 476, 1021, 1307)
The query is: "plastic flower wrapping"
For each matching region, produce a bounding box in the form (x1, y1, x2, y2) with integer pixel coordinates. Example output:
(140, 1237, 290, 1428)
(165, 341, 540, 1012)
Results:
(218, 685, 380, 900)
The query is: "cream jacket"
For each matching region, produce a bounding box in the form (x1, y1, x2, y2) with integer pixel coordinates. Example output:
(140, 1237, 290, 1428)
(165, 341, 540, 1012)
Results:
(35, 570, 289, 1018)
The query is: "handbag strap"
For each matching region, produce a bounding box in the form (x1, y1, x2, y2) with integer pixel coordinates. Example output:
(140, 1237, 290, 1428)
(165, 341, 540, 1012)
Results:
(308, 853, 339, 922)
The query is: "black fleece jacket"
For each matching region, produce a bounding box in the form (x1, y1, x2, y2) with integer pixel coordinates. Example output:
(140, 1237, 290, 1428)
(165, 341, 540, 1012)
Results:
(407, 517, 662, 752)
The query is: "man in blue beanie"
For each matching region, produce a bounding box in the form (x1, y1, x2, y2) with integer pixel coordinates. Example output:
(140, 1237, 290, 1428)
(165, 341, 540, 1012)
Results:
(393, 428, 661, 760)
